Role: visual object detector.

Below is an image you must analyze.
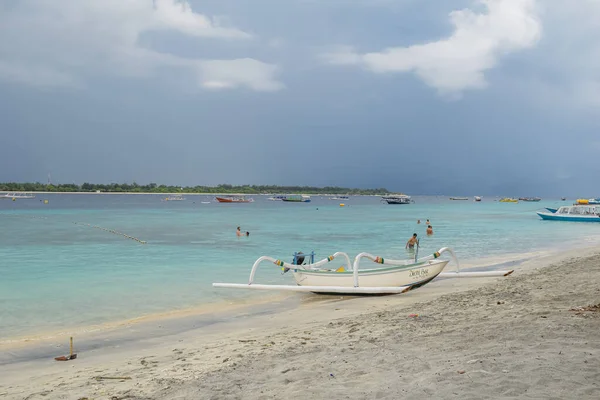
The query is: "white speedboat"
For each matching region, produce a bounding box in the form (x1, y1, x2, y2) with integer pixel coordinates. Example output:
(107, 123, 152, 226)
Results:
(382, 194, 412, 204)
(0, 192, 36, 200)
(213, 248, 514, 295)
(474, 196, 482, 202)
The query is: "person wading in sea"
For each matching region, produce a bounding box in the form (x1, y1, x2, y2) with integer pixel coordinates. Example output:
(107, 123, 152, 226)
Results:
(406, 233, 419, 250)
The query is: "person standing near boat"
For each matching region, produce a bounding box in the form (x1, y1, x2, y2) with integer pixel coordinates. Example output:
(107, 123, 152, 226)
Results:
(406, 233, 419, 250)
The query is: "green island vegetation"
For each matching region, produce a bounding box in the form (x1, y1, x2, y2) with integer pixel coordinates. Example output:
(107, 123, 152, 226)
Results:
(0, 182, 390, 195)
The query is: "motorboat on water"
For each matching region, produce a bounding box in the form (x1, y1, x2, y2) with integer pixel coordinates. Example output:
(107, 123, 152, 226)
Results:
(519, 197, 541, 202)
(449, 197, 469, 201)
(331, 195, 349, 200)
(215, 195, 254, 203)
(576, 198, 600, 205)
(499, 198, 518, 203)
(537, 205, 600, 222)
(0, 192, 36, 200)
(282, 194, 311, 203)
(382, 194, 412, 205)
(267, 195, 286, 201)
(213, 247, 514, 295)
(474, 196, 482, 202)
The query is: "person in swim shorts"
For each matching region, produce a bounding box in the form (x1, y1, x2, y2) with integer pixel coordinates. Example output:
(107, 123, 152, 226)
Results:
(406, 233, 419, 249)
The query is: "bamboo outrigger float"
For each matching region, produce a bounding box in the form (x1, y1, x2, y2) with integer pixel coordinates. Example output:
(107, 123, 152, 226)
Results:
(213, 247, 514, 295)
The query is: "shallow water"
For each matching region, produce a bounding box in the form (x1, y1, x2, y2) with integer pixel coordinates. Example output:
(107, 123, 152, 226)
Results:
(0, 194, 596, 340)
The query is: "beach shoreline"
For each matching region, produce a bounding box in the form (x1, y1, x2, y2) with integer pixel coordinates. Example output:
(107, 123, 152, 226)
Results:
(1, 245, 599, 399)
(0, 245, 570, 350)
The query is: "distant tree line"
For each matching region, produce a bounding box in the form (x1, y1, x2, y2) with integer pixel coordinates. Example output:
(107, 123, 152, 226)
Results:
(0, 182, 390, 195)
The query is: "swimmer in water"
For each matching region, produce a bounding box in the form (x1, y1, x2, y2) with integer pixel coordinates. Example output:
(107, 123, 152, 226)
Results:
(426, 225, 433, 235)
(236, 227, 243, 237)
(406, 233, 418, 250)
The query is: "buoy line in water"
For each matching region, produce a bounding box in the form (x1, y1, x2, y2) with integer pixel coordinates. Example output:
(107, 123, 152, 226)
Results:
(0, 213, 48, 220)
(72, 222, 147, 244)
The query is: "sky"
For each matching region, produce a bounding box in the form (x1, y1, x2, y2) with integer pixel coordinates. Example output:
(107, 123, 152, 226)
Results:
(1, 0, 599, 196)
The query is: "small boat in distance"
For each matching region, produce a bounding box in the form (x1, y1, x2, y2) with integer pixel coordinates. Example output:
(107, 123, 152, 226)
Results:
(449, 197, 469, 200)
(382, 194, 412, 205)
(267, 195, 286, 201)
(331, 195, 349, 200)
(163, 194, 185, 201)
(215, 195, 254, 203)
(537, 205, 600, 222)
(282, 194, 311, 203)
(474, 196, 482, 202)
(0, 192, 36, 200)
(561, 197, 567, 201)
(577, 198, 600, 205)
(499, 198, 518, 203)
(519, 197, 541, 202)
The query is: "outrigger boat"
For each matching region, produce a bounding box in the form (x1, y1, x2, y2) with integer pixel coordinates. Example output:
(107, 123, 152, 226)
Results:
(213, 247, 514, 295)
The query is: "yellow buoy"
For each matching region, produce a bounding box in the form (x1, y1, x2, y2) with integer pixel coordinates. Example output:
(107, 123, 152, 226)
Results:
(12, 198, 16, 201)
(44, 199, 49, 204)
(340, 203, 345, 207)
(577, 199, 589, 205)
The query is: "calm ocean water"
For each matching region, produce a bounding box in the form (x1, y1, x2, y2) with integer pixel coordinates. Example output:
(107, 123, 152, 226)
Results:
(0, 194, 597, 340)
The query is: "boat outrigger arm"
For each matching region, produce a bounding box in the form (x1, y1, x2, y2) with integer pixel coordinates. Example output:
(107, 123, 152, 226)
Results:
(212, 247, 514, 294)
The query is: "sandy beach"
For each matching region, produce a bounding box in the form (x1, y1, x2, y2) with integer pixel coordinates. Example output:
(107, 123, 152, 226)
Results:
(1, 247, 599, 399)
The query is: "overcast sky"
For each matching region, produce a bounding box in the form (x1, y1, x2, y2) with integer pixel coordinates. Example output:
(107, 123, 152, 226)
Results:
(1, 0, 599, 195)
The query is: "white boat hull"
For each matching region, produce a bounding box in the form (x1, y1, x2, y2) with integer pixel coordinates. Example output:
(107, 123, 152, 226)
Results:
(291, 259, 449, 289)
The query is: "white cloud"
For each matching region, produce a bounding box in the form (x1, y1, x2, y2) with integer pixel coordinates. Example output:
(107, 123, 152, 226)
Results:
(323, 0, 542, 96)
(199, 59, 284, 92)
(0, 0, 283, 92)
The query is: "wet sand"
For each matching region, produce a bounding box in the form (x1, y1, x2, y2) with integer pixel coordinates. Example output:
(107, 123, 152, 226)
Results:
(1, 247, 599, 399)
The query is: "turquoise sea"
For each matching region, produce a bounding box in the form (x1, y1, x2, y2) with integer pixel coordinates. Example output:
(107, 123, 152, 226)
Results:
(1, 194, 598, 342)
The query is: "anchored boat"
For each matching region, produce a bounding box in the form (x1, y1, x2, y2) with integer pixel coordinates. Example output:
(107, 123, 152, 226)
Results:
(163, 194, 186, 201)
(519, 197, 541, 202)
(213, 247, 514, 295)
(282, 194, 311, 203)
(0, 192, 36, 200)
(215, 195, 254, 203)
(382, 194, 412, 205)
(537, 205, 600, 222)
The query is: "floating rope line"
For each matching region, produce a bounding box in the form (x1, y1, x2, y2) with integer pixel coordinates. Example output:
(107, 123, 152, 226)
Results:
(0, 213, 48, 220)
(72, 222, 147, 244)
